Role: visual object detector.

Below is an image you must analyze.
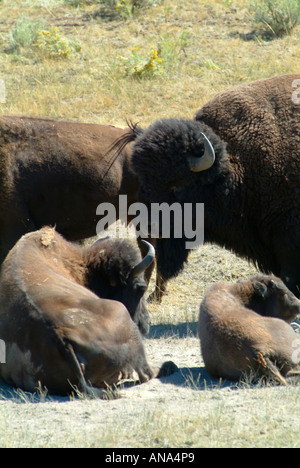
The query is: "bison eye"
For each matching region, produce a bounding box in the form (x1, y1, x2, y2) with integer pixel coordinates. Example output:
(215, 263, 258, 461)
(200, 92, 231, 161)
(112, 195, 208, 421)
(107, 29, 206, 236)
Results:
(267, 279, 276, 289)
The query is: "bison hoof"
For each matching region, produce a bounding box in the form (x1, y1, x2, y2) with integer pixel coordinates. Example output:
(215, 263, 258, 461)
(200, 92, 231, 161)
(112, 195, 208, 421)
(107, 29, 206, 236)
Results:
(156, 361, 179, 378)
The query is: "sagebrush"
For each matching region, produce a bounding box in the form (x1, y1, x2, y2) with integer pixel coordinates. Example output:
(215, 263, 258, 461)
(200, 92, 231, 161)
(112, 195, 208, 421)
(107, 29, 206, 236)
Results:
(248, 0, 300, 37)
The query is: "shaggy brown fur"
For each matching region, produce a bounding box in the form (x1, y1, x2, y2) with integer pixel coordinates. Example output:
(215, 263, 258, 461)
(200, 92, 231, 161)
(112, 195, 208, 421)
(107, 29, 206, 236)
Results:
(117, 74, 300, 300)
(0, 116, 137, 254)
(0, 227, 175, 395)
(198, 275, 300, 385)
(0, 115, 159, 292)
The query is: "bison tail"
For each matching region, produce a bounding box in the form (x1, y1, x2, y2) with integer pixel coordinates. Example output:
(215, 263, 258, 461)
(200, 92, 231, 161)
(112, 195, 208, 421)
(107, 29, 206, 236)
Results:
(66, 342, 115, 399)
(105, 119, 144, 162)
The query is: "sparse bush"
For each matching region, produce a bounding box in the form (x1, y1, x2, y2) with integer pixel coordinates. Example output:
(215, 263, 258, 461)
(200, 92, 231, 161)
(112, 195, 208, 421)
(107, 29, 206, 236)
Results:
(5, 17, 45, 54)
(124, 46, 164, 78)
(4, 20, 81, 60)
(35, 27, 81, 59)
(123, 32, 188, 79)
(103, 0, 162, 18)
(115, 0, 137, 17)
(248, 0, 300, 38)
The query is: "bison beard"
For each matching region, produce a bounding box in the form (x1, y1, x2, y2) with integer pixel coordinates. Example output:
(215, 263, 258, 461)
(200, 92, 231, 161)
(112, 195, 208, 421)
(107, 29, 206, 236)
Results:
(152, 237, 190, 301)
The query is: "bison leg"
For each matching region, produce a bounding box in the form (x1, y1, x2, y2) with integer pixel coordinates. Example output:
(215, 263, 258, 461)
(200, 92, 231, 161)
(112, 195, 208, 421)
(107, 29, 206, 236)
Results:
(65, 343, 110, 398)
(147, 272, 167, 303)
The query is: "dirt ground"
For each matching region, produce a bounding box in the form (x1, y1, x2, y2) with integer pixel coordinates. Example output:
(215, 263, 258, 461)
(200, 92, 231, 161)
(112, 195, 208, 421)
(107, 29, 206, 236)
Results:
(0, 332, 299, 448)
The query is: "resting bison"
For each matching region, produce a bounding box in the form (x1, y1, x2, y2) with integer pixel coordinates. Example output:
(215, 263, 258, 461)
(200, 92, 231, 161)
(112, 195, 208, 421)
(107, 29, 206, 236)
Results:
(117, 74, 300, 299)
(198, 275, 300, 385)
(0, 227, 170, 395)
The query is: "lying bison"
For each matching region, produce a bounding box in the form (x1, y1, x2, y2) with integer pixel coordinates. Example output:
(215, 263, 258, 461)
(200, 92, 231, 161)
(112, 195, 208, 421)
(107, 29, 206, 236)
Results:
(0, 227, 174, 395)
(117, 74, 300, 299)
(198, 275, 300, 385)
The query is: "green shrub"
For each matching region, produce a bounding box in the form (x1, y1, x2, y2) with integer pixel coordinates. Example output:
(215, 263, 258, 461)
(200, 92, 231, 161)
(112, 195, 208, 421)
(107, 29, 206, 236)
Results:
(248, 0, 300, 37)
(4, 19, 81, 60)
(123, 32, 188, 79)
(5, 17, 45, 53)
(158, 32, 189, 74)
(35, 27, 81, 59)
(124, 46, 164, 78)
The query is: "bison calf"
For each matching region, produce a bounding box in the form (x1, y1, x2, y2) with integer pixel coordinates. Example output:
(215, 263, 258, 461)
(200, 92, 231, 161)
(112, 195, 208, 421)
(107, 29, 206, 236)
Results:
(0, 227, 174, 396)
(198, 275, 300, 385)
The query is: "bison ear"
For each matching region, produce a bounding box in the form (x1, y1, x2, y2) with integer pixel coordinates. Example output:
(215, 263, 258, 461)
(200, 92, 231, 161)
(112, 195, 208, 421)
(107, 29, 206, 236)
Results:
(253, 281, 268, 298)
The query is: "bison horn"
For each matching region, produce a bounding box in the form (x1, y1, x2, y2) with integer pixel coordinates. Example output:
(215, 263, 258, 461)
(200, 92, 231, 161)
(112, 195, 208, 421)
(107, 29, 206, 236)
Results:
(129, 240, 155, 279)
(90, 236, 110, 247)
(188, 132, 215, 172)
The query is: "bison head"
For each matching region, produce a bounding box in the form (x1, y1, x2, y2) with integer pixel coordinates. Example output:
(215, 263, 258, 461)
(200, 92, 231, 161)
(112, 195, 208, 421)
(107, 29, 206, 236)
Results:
(84, 238, 155, 335)
(249, 275, 300, 322)
(114, 118, 227, 281)
(127, 118, 225, 201)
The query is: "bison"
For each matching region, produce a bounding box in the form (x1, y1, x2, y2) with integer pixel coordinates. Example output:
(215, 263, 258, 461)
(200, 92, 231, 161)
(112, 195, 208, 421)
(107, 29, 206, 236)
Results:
(115, 74, 300, 300)
(0, 227, 174, 396)
(198, 275, 300, 384)
(0, 115, 157, 279)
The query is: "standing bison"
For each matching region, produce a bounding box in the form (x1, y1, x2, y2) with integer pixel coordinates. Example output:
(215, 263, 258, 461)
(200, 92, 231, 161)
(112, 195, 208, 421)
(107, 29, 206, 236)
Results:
(117, 74, 300, 299)
(0, 116, 140, 261)
(0, 227, 173, 395)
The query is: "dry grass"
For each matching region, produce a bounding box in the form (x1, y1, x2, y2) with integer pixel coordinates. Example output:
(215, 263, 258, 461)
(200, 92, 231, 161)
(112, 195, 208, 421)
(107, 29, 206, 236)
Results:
(0, 0, 299, 123)
(0, 0, 299, 449)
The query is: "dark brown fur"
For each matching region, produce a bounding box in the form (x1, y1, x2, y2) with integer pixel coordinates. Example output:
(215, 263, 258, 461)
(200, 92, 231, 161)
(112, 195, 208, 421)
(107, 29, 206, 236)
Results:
(198, 275, 300, 384)
(0, 115, 159, 293)
(0, 227, 173, 395)
(117, 74, 300, 300)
